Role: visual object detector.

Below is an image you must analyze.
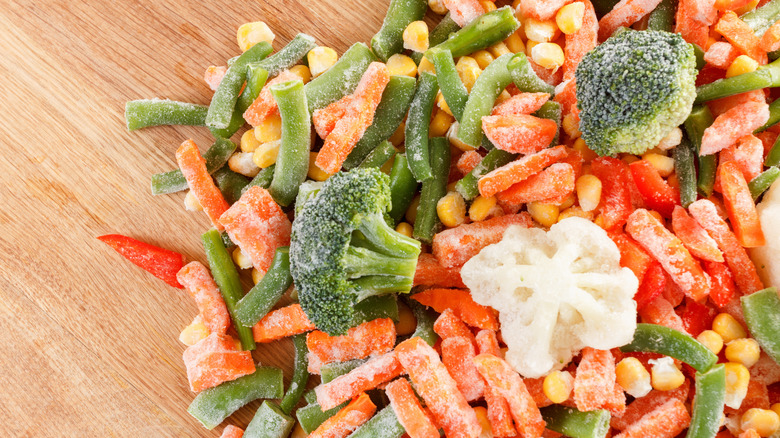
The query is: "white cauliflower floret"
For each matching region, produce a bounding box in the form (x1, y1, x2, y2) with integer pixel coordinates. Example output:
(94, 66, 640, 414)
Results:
(750, 178, 780, 289)
(461, 217, 638, 378)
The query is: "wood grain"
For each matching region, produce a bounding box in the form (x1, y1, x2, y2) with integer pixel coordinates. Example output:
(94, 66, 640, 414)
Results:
(0, 0, 403, 435)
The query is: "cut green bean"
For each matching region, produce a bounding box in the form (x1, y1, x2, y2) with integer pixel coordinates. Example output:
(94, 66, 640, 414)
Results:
(507, 52, 555, 95)
(321, 359, 368, 384)
(388, 154, 419, 225)
(371, 0, 428, 61)
(674, 138, 698, 208)
(244, 400, 294, 438)
(125, 99, 208, 131)
(411, 13, 461, 64)
(352, 294, 400, 325)
(207, 41, 273, 130)
(695, 57, 780, 104)
(540, 405, 610, 438)
(211, 65, 270, 139)
(406, 297, 438, 346)
(151, 137, 237, 195)
(684, 106, 717, 197)
(305, 43, 378, 114)
(358, 140, 397, 169)
(296, 400, 349, 433)
(405, 72, 440, 181)
(347, 405, 405, 438)
(413, 137, 450, 243)
(749, 167, 780, 200)
(187, 365, 283, 430)
(756, 98, 780, 132)
(425, 7, 520, 59)
(242, 164, 276, 194)
(234, 247, 293, 327)
(248, 33, 317, 77)
(455, 148, 517, 200)
(430, 48, 469, 121)
(741, 0, 780, 36)
(534, 100, 562, 146)
(647, 0, 677, 31)
(742, 287, 780, 363)
(214, 168, 250, 204)
(304, 389, 318, 405)
(457, 53, 515, 148)
(269, 80, 311, 206)
(620, 323, 718, 372)
(202, 229, 255, 350)
(280, 334, 310, 415)
(767, 134, 780, 167)
(221, 230, 235, 249)
(686, 364, 726, 438)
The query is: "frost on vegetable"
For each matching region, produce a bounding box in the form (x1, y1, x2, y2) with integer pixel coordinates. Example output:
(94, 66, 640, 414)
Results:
(461, 217, 638, 378)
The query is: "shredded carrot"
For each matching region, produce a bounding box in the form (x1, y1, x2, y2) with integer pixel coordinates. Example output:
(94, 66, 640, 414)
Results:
(564, 0, 598, 81)
(433, 308, 476, 342)
(671, 206, 725, 263)
(481, 115, 559, 155)
(441, 336, 486, 402)
(176, 139, 229, 230)
(243, 70, 301, 127)
(496, 162, 576, 205)
(760, 20, 780, 52)
(442, 0, 487, 26)
(715, 11, 768, 63)
(315, 352, 403, 410)
(491, 93, 550, 116)
(475, 330, 516, 437)
(306, 318, 396, 374)
(519, 0, 575, 20)
(719, 160, 766, 248)
(610, 379, 691, 430)
(313, 95, 352, 139)
(182, 333, 255, 392)
(413, 288, 499, 330)
(574, 348, 625, 415)
(413, 253, 467, 289)
(478, 145, 568, 198)
(219, 425, 244, 438)
(309, 392, 376, 438)
(177, 261, 231, 335)
(385, 378, 440, 438)
(704, 41, 740, 69)
(252, 303, 315, 343)
(598, 0, 664, 41)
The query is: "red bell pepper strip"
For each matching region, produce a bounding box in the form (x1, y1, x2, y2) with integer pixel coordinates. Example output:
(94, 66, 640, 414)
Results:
(591, 157, 634, 230)
(635, 261, 666, 311)
(629, 160, 681, 218)
(97, 234, 185, 288)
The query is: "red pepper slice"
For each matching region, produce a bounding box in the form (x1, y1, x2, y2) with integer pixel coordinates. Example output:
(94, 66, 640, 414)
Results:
(97, 234, 185, 288)
(629, 160, 681, 218)
(681, 298, 716, 338)
(591, 157, 634, 230)
(704, 261, 737, 309)
(635, 261, 666, 311)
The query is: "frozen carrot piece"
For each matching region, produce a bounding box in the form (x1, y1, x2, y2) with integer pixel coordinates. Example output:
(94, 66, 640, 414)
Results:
(704, 41, 740, 69)
(177, 261, 231, 335)
(718, 134, 764, 184)
(316, 352, 404, 410)
(441, 336, 486, 402)
(473, 353, 546, 438)
(598, 0, 664, 41)
(219, 425, 243, 438)
(413, 288, 499, 330)
(204, 65, 227, 91)
(456, 150, 483, 176)
(252, 303, 315, 343)
(740, 429, 761, 438)
(675, 0, 713, 49)
(243, 70, 300, 127)
(309, 392, 376, 438)
(614, 399, 691, 438)
(491, 93, 551, 116)
(629, 160, 681, 217)
(684, 0, 718, 24)
(735, 379, 771, 414)
(312, 95, 352, 140)
(554, 80, 577, 117)
(610, 379, 690, 430)
(634, 261, 666, 311)
(639, 296, 688, 333)
(718, 161, 766, 248)
(760, 20, 780, 52)
(413, 253, 467, 289)
(433, 308, 476, 342)
(219, 186, 291, 274)
(395, 337, 482, 438)
(706, 90, 765, 119)
(182, 333, 254, 392)
(385, 378, 440, 438)
(672, 206, 724, 263)
(176, 139, 230, 230)
(481, 115, 559, 155)
(478, 145, 568, 198)
(519, 0, 574, 20)
(610, 232, 654, 283)
(716, 0, 758, 9)
(563, 0, 598, 81)
(496, 162, 575, 206)
(715, 11, 767, 63)
(574, 348, 624, 414)
(432, 213, 533, 268)
(443, 0, 486, 26)
(475, 331, 516, 437)
(307, 318, 396, 374)
(591, 157, 635, 230)
(705, 261, 738, 309)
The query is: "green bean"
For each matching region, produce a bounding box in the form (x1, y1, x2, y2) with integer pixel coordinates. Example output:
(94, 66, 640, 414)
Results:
(405, 72, 440, 181)
(214, 168, 250, 204)
(540, 406, 610, 438)
(534, 100, 562, 146)
(686, 364, 726, 438)
(151, 137, 237, 195)
(371, 0, 428, 61)
(320, 359, 368, 383)
(768, 135, 780, 168)
(413, 137, 450, 243)
(242, 164, 276, 194)
(358, 140, 397, 169)
(352, 295, 400, 325)
(411, 13, 461, 64)
(344, 75, 417, 169)
(406, 297, 438, 346)
(647, 0, 677, 32)
(430, 48, 469, 121)
(749, 167, 780, 200)
(425, 7, 520, 59)
(221, 231, 235, 249)
(683, 106, 717, 197)
(234, 247, 293, 327)
(455, 148, 517, 201)
(187, 365, 283, 430)
(741, 0, 780, 36)
(304, 389, 318, 405)
(210, 65, 270, 139)
(507, 52, 555, 94)
(297, 400, 348, 433)
(756, 98, 780, 132)
(248, 33, 317, 77)
(244, 400, 294, 438)
(693, 44, 706, 70)
(742, 288, 780, 363)
(269, 80, 311, 207)
(620, 323, 718, 372)
(347, 405, 405, 438)
(674, 138, 698, 208)
(695, 57, 780, 104)
(280, 334, 310, 415)
(207, 42, 273, 130)
(125, 99, 208, 131)
(202, 229, 255, 350)
(305, 43, 378, 114)
(388, 154, 420, 225)
(457, 53, 515, 148)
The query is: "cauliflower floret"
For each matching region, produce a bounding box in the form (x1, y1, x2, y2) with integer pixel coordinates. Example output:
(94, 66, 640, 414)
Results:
(461, 217, 638, 378)
(750, 178, 780, 289)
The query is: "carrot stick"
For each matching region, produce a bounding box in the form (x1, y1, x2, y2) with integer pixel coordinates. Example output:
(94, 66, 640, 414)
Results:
(563, 0, 598, 81)
(176, 139, 230, 230)
(706, 90, 765, 119)
(574, 347, 625, 414)
(612, 399, 691, 438)
(307, 318, 396, 374)
(182, 333, 254, 392)
(478, 145, 568, 198)
(219, 425, 244, 438)
(432, 213, 533, 268)
(702, 101, 770, 156)
(316, 352, 404, 410)
(456, 150, 483, 176)
(519, 0, 574, 20)
(481, 115, 559, 155)
(413, 288, 499, 330)
(760, 20, 780, 52)
(475, 330, 516, 437)
(442, 0, 487, 27)
(718, 160, 766, 248)
(413, 253, 467, 289)
(675, 0, 713, 48)
(610, 379, 690, 430)
(671, 206, 724, 263)
(309, 392, 377, 438)
(441, 336, 486, 402)
(243, 70, 300, 126)
(704, 41, 740, 69)
(718, 134, 764, 183)
(312, 95, 352, 139)
(715, 11, 767, 63)
(495, 162, 575, 205)
(177, 261, 231, 335)
(598, 0, 664, 41)
(639, 296, 689, 333)
(385, 378, 440, 438)
(433, 308, 476, 342)
(491, 93, 550, 116)
(252, 303, 315, 343)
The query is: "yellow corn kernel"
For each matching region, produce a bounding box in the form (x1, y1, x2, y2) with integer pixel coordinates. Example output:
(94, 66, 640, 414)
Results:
(437, 191, 467, 228)
(418, 56, 436, 75)
(543, 370, 574, 404)
(470, 196, 498, 222)
(232, 246, 253, 270)
(290, 422, 307, 438)
(504, 30, 526, 54)
(480, 1, 497, 12)
(448, 122, 478, 151)
(562, 112, 581, 138)
(725, 338, 761, 368)
(616, 357, 652, 398)
(429, 0, 449, 15)
(531, 42, 565, 70)
(474, 406, 492, 437)
(228, 152, 261, 178)
(290, 65, 312, 84)
(252, 140, 281, 168)
(241, 128, 262, 152)
(406, 195, 421, 224)
(528, 202, 560, 228)
(495, 89, 513, 105)
(389, 123, 406, 148)
(713, 313, 748, 343)
(576, 174, 602, 212)
(184, 191, 203, 211)
(430, 110, 455, 138)
(254, 113, 283, 143)
(736, 0, 760, 15)
(742, 409, 780, 437)
(387, 54, 418, 77)
(556, 2, 586, 35)
(395, 222, 414, 237)
(446, 180, 458, 192)
(488, 41, 512, 58)
(404, 21, 430, 53)
(622, 154, 640, 165)
(525, 17, 560, 42)
(395, 301, 418, 336)
(236, 21, 275, 52)
(642, 152, 675, 177)
(307, 46, 338, 78)
(456, 56, 482, 92)
(573, 138, 598, 162)
(472, 50, 496, 70)
(179, 315, 209, 346)
(437, 92, 454, 116)
(649, 357, 686, 391)
(558, 205, 594, 221)
(726, 55, 760, 78)
(525, 39, 541, 56)
(771, 403, 780, 418)
(648, 210, 665, 224)
(307, 152, 331, 181)
(697, 330, 724, 355)
(251, 268, 264, 285)
(724, 362, 750, 409)
(558, 192, 576, 210)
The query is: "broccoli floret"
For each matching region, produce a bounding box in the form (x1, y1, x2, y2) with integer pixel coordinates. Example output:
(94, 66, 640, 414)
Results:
(575, 30, 697, 156)
(289, 168, 421, 335)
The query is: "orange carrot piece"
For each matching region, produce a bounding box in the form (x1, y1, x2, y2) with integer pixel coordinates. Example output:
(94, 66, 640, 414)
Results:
(443, 0, 487, 26)
(718, 134, 764, 183)
(684, 0, 719, 24)
(432, 213, 533, 268)
(672, 206, 724, 263)
(715, 11, 767, 63)
(219, 425, 244, 438)
(309, 392, 377, 438)
(316, 352, 404, 410)
(441, 336, 486, 402)
(182, 333, 254, 392)
(395, 337, 482, 438)
(519, 0, 575, 20)
(243, 70, 300, 126)
(719, 161, 766, 248)
(598, 0, 664, 40)
(219, 186, 291, 274)
(740, 429, 761, 438)
(574, 348, 625, 414)
(433, 308, 476, 342)
(251, 303, 315, 343)
(495, 162, 575, 205)
(312, 95, 352, 139)
(177, 261, 231, 335)
(491, 93, 551, 116)
(716, 0, 758, 10)
(307, 318, 396, 374)
(675, 0, 711, 48)
(554, 79, 578, 118)
(176, 139, 230, 230)
(475, 330, 517, 437)
(760, 20, 780, 52)
(611, 379, 690, 430)
(204, 65, 227, 91)
(639, 296, 689, 333)
(689, 199, 764, 294)
(481, 115, 559, 155)
(413, 253, 467, 289)
(524, 376, 555, 408)
(473, 353, 547, 438)
(613, 399, 691, 438)
(456, 150, 483, 176)
(704, 41, 740, 69)
(732, 379, 771, 415)
(626, 209, 711, 301)
(702, 101, 771, 155)
(478, 145, 568, 198)
(706, 89, 765, 119)
(385, 378, 440, 438)
(563, 0, 598, 81)
(413, 288, 499, 330)
(316, 62, 390, 174)
(610, 232, 655, 283)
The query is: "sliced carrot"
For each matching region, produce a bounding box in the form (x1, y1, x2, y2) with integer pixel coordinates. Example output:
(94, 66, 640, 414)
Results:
(473, 353, 546, 438)
(385, 378, 440, 438)
(760, 20, 780, 52)
(309, 392, 377, 438)
(519, 0, 574, 19)
(176, 139, 230, 230)
(481, 115, 559, 155)
(675, 0, 711, 48)
(706, 89, 765, 119)
(614, 398, 691, 438)
(757, 130, 778, 158)
(478, 145, 568, 198)
(672, 206, 725, 263)
(610, 231, 655, 283)
(204, 65, 227, 91)
(611, 378, 689, 430)
(219, 425, 244, 438)
(441, 336, 486, 402)
(414, 253, 467, 289)
(573, 348, 624, 414)
(750, 352, 780, 386)
(182, 333, 254, 392)
(316, 352, 404, 410)
(413, 288, 499, 330)
(312, 95, 352, 139)
(740, 429, 762, 438)
(598, 0, 665, 41)
(475, 330, 517, 438)
(456, 150, 483, 176)
(307, 318, 396, 374)
(252, 303, 315, 343)
(177, 261, 231, 335)
(495, 162, 575, 206)
(433, 308, 476, 342)
(524, 376, 555, 408)
(443, 0, 487, 26)
(639, 296, 689, 333)
(634, 261, 666, 311)
(704, 41, 740, 69)
(432, 212, 533, 268)
(716, 0, 758, 10)
(528, 57, 563, 86)
(243, 69, 300, 127)
(491, 93, 550, 116)
(628, 160, 680, 218)
(563, 0, 598, 81)
(684, 0, 719, 24)
(554, 79, 577, 117)
(715, 11, 768, 63)
(219, 186, 292, 274)
(718, 134, 764, 183)
(395, 337, 482, 438)
(719, 161, 766, 247)
(591, 157, 635, 230)
(705, 261, 738, 309)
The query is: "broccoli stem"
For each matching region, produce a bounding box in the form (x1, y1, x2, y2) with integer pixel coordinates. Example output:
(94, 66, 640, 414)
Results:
(356, 213, 422, 258)
(352, 275, 415, 302)
(343, 246, 419, 279)
(695, 57, 780, 103)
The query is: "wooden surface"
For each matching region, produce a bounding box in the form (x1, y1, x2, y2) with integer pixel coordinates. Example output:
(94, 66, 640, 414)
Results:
(0, 1, 397, 435)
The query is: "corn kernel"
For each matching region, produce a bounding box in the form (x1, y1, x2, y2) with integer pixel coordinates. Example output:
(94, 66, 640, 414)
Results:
(406, 195, 421, 224)
(742, 409, 780, 437)
(252, 140, 281, 168)
(241, 128, 262, 152)
(648, 210, 665, 224)
(531, 42, 565, 70)
(254, 113, 282, 143)
(437, 191, 467, 228)
(251, 268, 264, 285)
(525, 17, 560, 42)
(472, 50, 495, 70)
(656, 127, 683, 151)
(307, 152, 331, 181)
(228, 152, 261, 178)
(448, 122, 478, 151)
(236, 21, 275, 52)
(543, 370, 574, 403)
(470, 196, 498, 222)
(725, 338, 761, 368)
(418, 56, 436, 75)
(558, 205, 594, 221)
(525, 39, 541, 56)
(437, 92, 454, 116)
(726, 55, 760, 78)
(573, 138, 598, 162)
(724, 362, 750, 409)
(179, 315, 209, 346)
(562, 112, 581, 138)
(735, 0, 760, 15)
(528, 202, 560, 228)
(480, 1, 497, 12)
(389, 122, 406, 146)
(556, 2, 586, 35)
(403, 21, 430, 53)
(558, 192, 576, 210)
(232, 246, 253, 270)
(430, 110, 455, 138)
(446, 180, 458, 192)
(290, 65, 312, 84)
(642, 153, 675, 178)
(649, 357, 685, 391)
(184, 191, 203, 211)
(771, 403, 780, 418)
(622, 154, 640, 165)
(576, 174, 602, 212)
(395, 301, 418, 336)
(387, 54, 418, 77)
(713, 313, 748, 343)
(456, 56, 482, 91)
(429, 0, 449, 15)
(290, 423, 307, 438)
(616, 357, 652, 398)
(697, 330, 724, 355)
(504, 30, 526, 54)
(488, 41, 512, 58)
(307, 46, 338, 78)
(395, 222, 414, 237)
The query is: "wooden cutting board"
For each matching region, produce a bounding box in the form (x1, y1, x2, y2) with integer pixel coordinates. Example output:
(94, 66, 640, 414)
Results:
(0, 1, 422, 435)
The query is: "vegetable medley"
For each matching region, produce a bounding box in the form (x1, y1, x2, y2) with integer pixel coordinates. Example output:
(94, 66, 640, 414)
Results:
(103, 0, 780, 437)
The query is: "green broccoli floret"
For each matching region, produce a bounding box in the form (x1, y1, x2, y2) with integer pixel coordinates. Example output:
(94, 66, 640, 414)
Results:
(575, 30, 697, 156)
(289, 168, 421, 335)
